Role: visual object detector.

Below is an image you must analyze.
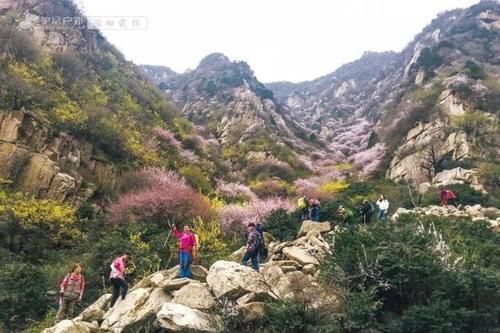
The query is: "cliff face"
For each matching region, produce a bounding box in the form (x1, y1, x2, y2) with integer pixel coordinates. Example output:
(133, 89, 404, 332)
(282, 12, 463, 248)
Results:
(0, 111, 116, 203)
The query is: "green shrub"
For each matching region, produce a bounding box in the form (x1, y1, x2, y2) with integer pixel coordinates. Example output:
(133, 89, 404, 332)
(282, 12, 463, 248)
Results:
(461, 60, 486, 80)
(321, 215, 500, 332)
(0, 263, 49, 330)
(179, 165, 213, 194)
(263, 209, 301, 241)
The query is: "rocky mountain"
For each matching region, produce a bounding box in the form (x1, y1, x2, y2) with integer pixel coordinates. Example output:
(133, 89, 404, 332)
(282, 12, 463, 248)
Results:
(267, 0, 500, 191)
(139, 54, 316, 154)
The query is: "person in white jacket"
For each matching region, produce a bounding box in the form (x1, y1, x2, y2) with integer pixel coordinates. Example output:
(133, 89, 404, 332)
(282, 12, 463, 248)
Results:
(376, 194, 390, 221)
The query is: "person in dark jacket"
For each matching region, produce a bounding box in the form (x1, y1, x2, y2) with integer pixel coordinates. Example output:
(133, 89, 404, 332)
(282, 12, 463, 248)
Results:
(309, 198, 321, 222)
(255, 223, 268, 262)
(359, 199, 373, 225)
(241, 223, 261, 271)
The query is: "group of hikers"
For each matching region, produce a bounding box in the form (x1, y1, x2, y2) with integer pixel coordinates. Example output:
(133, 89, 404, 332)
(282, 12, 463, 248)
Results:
(297, 194, 390, 225)
(55, 222, 267, 323)
(55, 187, 458, 322)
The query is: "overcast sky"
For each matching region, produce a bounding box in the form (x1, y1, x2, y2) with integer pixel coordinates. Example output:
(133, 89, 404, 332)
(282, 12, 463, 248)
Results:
(77, 0, 479, 83)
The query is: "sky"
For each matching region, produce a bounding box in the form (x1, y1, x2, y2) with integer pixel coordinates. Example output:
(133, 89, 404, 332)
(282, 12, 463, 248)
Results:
(77, 0, 479, 83)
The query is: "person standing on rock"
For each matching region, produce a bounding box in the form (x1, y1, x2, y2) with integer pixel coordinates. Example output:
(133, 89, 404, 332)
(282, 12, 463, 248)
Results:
(241, 223, 261, 272)
(109, 251, 132, 308)
(55, 263, 85, 323)
(376, 195, 390, 221)
(172, 225, 197, 278)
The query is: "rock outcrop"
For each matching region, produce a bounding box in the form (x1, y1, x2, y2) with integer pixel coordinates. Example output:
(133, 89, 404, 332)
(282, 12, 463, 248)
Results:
(43, 221, 337, 333)
(0, 111, 116, 203)
(387, 121, 471, 185)
(392, 204, 500, 231)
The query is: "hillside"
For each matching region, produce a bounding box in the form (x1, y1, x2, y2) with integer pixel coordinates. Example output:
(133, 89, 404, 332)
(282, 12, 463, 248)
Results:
(0, 0, 499, 332)
(268, 1, 500, 192)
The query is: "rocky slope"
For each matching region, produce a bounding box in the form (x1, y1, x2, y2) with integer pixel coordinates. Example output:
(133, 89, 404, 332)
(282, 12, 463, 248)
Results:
(139, 54, 314, 150)
(42, 221, 337, 333)
(268, 1, 500, 185)
(0, 0, 206, 202)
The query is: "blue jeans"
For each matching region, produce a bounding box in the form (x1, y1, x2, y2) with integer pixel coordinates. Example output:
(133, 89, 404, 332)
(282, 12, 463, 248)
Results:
(241, 250, 259, 272)
(378, 209, 388, 221)
(310, 207, 320, 222)
(178, 250, 192, 278)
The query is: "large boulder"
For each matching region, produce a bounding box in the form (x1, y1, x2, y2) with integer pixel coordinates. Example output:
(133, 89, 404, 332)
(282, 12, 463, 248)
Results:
(79, 294, 110, 322)
(297, 221, 331, 237)
(172, 282, 216, 310)
(157, 303, 221, 332)
(238, 302, 266, 322)
(207, 261, 268, 299)
(101, 287, 171, 332)
(282, 246, 319, 266)
(42, 319, 98, 333)
(160, 277, 196, 291)
(433, 167, 486, 193)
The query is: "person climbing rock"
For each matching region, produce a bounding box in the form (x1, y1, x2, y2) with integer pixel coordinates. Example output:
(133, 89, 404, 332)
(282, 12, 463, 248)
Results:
(297, 196, 310, 221)
(109, 251, 132, 308)
(376, 194, 390, 221)
(360, 199, 373, 225)
(309, 198, 321, 222)
(55, 263, 85, 323)
(439, 188, 456, 207)
(172, 225, 197, 278)
(241, 223, 261, 271)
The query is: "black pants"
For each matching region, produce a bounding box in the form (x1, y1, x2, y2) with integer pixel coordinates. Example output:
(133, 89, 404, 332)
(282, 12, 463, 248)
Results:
(110, 278, 128, 307)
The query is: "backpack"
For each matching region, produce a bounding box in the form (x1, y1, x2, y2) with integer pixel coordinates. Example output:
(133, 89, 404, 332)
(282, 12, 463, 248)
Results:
(297, 197, 307, 209)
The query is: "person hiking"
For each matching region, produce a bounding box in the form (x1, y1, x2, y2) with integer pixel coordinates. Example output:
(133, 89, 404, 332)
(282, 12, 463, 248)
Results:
(255, 223, 268, 262)
(55, 263, 85, 323)
(241, 223, 262, 272)
(172, 224, 197, 278)
(297, 196, 310, 221)
(109, 251, 132, 308)
(309, 198, 321, 222)
(376, 194, 390, 221)
(337, 205, 347, 223)
(360, 199, 373, 225)
(439, 188, 456, 207)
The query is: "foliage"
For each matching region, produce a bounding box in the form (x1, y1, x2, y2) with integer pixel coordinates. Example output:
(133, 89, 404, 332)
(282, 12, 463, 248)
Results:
(318, 180, 349, 198)
(420, 183, 493, 207)
(179, 165, 212, 194)
(478, 162, 500, 191)
(216, 182, 257, 204)
(461, 60, 486, 80)
(0, 263, 49, 330)
(0, 190, 79, 260)
(192, 218, 231, 267)
(217, 197, 294, 232)
(321, 215, 500, 332)
(108, 168, 211, 226)
(262, 208, 301, 241)
(250, 179, 295, 198)
(247, 158, 296, 182)
(262, 299, 340, 333)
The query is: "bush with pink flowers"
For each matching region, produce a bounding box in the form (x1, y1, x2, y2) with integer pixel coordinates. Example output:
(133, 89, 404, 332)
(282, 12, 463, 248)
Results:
(217, 197, 295, 232)
(108, 168, 211, 225)
(216, 182, 257, 203)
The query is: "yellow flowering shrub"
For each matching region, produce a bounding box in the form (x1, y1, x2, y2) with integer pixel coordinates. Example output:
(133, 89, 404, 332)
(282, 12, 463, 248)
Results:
(0, 190, 78, 244)
(192, 217, 230, 266)
(319, 180, 349, 196)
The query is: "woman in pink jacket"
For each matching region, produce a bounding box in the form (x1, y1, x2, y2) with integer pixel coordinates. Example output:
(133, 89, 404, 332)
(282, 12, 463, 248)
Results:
(172, 225, 197, 278)
(109, 251, 132, 307)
